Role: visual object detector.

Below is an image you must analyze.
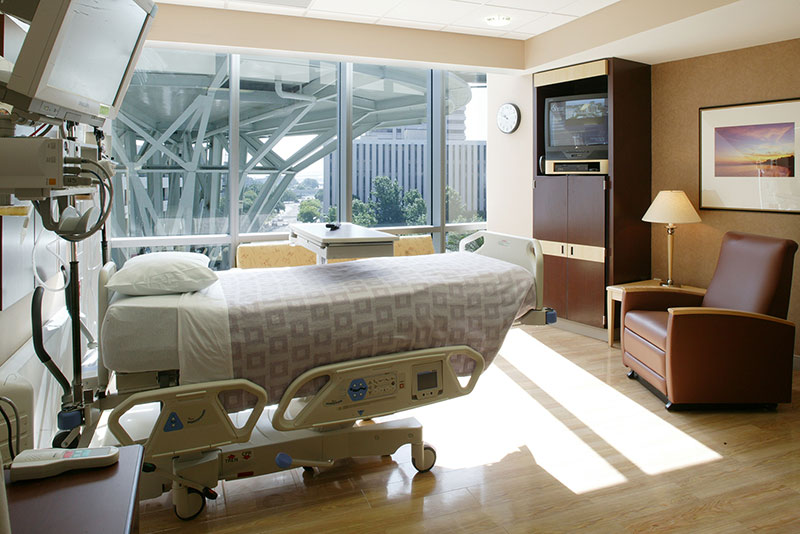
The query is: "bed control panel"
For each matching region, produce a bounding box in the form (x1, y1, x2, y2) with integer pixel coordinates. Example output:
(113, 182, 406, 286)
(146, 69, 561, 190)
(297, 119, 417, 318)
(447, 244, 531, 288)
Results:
(412, 362, 443, 400)
(347, 372, 398, 402)
(272, 346, 485, 431)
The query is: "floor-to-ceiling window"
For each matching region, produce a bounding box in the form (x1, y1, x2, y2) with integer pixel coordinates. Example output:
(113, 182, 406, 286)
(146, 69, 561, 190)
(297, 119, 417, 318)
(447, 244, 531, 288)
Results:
(445, 71, 487, 250)
(111, 48, 232, 267)
(238, 56, 338, 234)
(111, 47, 487, 262)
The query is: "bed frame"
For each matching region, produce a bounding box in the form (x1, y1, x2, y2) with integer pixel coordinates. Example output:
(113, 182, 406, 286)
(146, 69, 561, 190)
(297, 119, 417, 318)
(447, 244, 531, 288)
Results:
(86, 231, 554, 519)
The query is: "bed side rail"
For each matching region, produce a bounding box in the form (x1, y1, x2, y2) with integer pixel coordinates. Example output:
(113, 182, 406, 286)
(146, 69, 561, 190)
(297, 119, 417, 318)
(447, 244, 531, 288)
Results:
(272, 346, 485, 432)
(97, 261, 117, 391)
(107, 379, 267, 460)
(460, 230, 544, 311)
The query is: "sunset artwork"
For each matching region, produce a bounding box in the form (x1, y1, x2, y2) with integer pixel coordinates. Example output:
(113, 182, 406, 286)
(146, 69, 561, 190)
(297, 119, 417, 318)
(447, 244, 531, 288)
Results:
(714, 122, 795, 177)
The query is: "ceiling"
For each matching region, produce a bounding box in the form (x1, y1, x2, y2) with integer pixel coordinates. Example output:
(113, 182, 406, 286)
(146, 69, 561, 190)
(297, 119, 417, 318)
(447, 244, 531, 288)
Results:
(157, 0, 621, 40)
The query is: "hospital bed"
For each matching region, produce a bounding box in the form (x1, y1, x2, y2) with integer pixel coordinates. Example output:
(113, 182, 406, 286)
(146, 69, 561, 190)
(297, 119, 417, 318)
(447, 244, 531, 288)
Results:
(88, 231, 555, 520)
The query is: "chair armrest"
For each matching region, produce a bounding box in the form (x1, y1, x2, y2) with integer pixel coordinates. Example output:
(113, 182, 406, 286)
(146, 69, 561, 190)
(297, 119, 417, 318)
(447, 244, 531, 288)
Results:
(620, 288, 705, 329)
(665, 308, 795, 404)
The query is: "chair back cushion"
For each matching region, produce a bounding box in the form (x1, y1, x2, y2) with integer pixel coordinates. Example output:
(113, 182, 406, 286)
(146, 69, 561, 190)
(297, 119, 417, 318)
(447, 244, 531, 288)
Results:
(702, 232, 798, 318)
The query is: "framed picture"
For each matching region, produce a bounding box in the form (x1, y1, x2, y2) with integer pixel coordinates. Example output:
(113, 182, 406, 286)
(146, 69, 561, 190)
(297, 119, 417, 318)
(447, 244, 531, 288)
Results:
(700, 98, 799, 213)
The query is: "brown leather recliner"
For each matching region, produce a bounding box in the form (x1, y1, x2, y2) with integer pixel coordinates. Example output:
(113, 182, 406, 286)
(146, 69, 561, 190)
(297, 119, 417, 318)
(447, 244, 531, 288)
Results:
(621, 231, 798, 409)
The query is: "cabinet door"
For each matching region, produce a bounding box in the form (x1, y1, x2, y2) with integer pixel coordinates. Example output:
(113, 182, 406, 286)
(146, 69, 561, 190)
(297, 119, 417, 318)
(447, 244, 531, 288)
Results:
(567, 175, 605, 247)
(566, 259, 606, 327)
(566, 175, 606, 327)
(532, 176, 567, 243)
(533, 176, 568, 315)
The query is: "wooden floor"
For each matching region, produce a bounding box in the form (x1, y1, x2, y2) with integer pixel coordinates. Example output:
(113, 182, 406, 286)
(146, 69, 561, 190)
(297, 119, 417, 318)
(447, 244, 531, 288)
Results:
(140, 326, 800, 533)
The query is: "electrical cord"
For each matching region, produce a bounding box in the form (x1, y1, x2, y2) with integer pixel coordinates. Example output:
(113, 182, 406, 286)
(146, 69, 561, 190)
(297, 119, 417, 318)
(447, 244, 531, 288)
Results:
(0, 405, 15, 460)
(0, 397, 21, 458)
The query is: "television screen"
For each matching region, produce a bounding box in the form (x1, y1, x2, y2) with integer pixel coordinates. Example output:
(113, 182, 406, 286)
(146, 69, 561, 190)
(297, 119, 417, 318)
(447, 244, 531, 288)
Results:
(548, 96, 608, 148)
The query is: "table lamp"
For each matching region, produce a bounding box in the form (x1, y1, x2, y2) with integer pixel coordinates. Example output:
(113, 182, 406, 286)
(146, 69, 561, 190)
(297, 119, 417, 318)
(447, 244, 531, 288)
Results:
(642, 190, 701, 286)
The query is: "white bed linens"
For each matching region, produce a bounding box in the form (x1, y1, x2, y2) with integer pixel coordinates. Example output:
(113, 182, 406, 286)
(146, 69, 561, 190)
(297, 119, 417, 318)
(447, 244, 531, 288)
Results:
(102, 252, 536, 409)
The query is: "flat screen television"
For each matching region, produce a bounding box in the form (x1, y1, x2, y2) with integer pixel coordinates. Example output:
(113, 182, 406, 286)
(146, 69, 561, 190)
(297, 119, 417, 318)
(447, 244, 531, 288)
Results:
(1, 0, 157, 126)
(543, 93, 608, 174)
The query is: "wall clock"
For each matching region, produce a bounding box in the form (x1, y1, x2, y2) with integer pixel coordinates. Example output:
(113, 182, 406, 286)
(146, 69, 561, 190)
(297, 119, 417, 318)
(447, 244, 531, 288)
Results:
(496, 103, 520, 134)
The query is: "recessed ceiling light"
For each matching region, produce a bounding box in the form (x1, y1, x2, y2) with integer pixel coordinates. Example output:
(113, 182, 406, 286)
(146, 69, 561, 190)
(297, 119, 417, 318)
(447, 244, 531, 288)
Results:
(485, 14, 512, 27)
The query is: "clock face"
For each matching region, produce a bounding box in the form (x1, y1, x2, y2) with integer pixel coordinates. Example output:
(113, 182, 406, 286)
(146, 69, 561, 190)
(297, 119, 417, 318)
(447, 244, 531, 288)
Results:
(497, 103, 520, 134)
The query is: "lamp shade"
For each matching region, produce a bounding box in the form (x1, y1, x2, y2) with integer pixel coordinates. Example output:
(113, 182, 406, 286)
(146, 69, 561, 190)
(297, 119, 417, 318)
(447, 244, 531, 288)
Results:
(642, 190, 701, 224)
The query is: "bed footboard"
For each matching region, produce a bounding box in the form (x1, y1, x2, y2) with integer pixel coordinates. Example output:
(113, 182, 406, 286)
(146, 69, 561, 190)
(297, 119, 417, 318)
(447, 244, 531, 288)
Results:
(460, 231, 555, 325)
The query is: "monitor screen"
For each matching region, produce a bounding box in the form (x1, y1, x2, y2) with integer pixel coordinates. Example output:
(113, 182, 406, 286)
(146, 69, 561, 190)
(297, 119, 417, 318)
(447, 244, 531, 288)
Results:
(548, 96, 608, 148)
(45, 1, 148, 107)
(5, 0, 156, 126)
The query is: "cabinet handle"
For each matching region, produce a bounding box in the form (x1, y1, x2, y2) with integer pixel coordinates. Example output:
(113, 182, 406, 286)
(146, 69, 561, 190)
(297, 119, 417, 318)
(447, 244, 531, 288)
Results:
(570, 246, 574, 256)
(561, 245, 565, 255)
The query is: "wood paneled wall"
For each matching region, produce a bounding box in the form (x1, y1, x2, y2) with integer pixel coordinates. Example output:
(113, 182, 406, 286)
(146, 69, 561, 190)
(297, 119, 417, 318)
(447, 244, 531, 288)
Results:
(651, 38, 800, 353)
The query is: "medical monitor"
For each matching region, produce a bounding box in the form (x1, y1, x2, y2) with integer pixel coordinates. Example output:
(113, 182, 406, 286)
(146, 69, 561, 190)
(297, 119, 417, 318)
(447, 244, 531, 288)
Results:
(2, 0, 157, 126)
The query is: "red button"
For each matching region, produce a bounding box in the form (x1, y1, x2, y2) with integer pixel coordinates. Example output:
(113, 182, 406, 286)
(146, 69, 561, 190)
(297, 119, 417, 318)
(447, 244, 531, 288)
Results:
(63, 451, 73, 458)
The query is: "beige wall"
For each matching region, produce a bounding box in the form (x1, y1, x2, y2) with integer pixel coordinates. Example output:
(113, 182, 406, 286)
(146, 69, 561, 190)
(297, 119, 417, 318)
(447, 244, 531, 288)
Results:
(486, 73, 533, 238)
(651, 38, 800, 353)
(149, 4, 523, 72)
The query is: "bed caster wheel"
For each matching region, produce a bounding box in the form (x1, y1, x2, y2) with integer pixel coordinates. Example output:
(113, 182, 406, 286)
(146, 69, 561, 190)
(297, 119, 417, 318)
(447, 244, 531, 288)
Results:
(52, 430, 79, 449)
(303, 466, 315, 474)
(412, 443, 436, 473)
(174, 487, 206, 521)
(627, 370, 638, 380)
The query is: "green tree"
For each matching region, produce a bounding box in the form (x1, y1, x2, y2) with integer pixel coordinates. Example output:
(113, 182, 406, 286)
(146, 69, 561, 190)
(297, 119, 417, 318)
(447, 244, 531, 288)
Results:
(402, 189, 427, 226)
(314, 189, 324, 202)
(371, 176, 404, 225)
(326, 205, 338, 223)
(352, 198, 377, 227)
(281, 188, 298, 203)
(297, 198, 322, 223)
(242, 188, 258, 214)
(299, 178, 320, 190)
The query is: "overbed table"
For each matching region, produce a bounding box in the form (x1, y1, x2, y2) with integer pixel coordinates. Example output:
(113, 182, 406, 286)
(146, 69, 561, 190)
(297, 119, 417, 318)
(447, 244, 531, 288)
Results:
(289, 222, 398, 264)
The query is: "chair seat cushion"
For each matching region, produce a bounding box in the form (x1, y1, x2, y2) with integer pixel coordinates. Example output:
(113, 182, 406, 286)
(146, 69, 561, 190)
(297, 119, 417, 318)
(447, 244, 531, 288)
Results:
(624, 310, 668, 351)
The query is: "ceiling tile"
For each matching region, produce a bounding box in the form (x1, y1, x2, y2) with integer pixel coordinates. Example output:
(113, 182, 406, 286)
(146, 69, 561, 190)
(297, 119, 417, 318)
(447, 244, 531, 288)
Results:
(306, 10, 380, 23)
(308, 0, 402, 18)
(515, 12, 575, 35)
(376, 18, 447, 31)
(240, 0, 313, 7)
(452, 5, 547, 31)
(486, 0, 573, 12)
(503, 31, 535, 40)
(556, 0, 620, 17)
(226, 0, 306, 15)
(443, 25, 510, 38)
(384, 0, 481, 25)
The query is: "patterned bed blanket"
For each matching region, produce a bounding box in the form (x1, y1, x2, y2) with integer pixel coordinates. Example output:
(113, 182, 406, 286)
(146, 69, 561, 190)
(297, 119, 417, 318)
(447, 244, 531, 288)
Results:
(200, 252, 535, 409)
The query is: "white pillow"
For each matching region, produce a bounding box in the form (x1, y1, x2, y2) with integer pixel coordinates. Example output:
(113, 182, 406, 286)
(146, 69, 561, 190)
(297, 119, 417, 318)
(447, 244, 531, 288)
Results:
(107, 256, 218, 296)
(125, 251, 211, 268)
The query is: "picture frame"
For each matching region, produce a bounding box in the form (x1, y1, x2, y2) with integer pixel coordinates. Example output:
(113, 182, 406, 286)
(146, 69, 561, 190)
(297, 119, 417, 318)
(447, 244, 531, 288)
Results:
(699, 98, 799, 213)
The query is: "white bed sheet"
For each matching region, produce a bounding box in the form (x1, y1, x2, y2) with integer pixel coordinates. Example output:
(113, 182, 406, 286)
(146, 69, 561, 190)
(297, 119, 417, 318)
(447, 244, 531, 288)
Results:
(101, 281, 230, 375)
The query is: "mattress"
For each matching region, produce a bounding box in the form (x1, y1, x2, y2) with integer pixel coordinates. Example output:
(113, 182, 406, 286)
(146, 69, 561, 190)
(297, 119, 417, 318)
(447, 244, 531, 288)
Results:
(101, 292, 182, 372)
(101, 252, 536, 408)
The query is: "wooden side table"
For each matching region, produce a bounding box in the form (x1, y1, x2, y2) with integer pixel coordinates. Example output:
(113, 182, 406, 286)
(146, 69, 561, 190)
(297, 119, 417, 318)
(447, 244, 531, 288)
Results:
(606, 280, 706, 347)
(5, 444, 143, 534)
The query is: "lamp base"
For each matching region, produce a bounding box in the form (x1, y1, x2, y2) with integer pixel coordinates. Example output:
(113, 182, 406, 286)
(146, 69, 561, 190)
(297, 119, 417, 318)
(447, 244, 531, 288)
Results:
(660, 280, 680, 287)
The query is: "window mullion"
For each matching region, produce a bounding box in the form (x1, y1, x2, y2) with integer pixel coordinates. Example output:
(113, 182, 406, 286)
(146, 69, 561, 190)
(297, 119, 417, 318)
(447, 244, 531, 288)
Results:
(430, 70, 446, 252)
(337, 62, 353, 222)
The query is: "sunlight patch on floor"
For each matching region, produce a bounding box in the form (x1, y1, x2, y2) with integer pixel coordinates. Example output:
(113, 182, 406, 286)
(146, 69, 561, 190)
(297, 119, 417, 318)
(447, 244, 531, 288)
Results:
(390, 365, 628, 494)
(499, 329, 722, 475)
